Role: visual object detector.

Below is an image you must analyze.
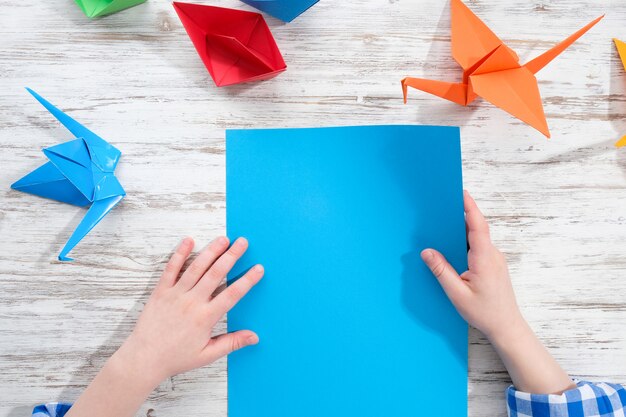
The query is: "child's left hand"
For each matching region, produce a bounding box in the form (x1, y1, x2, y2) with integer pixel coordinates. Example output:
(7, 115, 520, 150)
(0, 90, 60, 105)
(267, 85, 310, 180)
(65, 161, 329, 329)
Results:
(66, 236, 263, 417)
(118, 236, 263, 385)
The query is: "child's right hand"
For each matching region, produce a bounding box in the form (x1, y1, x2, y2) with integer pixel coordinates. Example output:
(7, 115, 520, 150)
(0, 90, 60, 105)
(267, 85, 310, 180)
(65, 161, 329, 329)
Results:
(420, 190, 524, 340)
(421, 191, 574, 394)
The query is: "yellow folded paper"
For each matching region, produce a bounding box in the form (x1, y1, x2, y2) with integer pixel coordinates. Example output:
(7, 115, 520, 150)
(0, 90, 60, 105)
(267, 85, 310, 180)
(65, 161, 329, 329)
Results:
(614, 39, 626, 148)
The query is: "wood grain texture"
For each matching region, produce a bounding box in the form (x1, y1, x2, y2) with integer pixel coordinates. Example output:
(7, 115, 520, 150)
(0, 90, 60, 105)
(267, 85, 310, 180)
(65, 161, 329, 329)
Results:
(0, 0, 625, 416)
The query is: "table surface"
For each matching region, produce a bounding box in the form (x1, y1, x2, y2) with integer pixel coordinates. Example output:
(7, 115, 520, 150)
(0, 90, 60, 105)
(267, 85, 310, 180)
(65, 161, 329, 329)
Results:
(1, 0, 625, 416)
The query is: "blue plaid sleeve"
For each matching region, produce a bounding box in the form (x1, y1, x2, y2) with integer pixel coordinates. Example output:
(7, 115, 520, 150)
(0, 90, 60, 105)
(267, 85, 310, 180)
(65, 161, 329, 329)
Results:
(32, 403, 72, 417)
(507, 381, 626, 417)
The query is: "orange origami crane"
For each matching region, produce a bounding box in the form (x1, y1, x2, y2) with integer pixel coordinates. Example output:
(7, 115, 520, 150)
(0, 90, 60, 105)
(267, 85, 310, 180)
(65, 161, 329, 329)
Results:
(614, 38, 626, 148)
(401, 0, 603, 138)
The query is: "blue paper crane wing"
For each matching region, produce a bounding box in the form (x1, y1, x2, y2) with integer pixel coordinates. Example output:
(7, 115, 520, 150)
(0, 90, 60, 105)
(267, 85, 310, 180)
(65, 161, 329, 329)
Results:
(11, 161, 92, 207)
(11, 88, 125, 261)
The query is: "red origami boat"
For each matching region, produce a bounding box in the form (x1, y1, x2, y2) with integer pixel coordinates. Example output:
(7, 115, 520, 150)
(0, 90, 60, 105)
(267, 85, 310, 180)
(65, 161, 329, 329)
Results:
(173, 2, 287, 87)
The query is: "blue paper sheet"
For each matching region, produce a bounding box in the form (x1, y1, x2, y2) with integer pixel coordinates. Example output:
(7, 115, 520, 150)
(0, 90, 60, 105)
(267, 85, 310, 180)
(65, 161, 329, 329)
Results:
(226, 125, 468, 417)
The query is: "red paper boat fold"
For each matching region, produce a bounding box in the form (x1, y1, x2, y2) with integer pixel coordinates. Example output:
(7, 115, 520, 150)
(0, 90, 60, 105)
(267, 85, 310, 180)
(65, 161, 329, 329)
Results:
(174, 2, 287, 87)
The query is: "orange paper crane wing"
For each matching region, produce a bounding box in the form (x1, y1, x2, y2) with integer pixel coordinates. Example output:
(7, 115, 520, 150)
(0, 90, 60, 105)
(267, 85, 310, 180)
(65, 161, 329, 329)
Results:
(401, 0, 604, 138)
(614, 38, 626, 148)
(470, 67, 549, 137)
(450, 0, 510, 74)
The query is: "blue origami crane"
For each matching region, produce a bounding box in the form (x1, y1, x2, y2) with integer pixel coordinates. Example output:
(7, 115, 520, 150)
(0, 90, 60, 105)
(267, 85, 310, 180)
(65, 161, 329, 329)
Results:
(11, 88, 125, 261)
(241, 0, 318, 22)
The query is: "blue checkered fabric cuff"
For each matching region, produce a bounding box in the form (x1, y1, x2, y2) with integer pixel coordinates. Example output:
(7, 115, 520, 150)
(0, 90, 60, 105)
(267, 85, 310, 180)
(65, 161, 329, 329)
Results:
(32, 403, 72, 417)
(507, 381, 626, 417)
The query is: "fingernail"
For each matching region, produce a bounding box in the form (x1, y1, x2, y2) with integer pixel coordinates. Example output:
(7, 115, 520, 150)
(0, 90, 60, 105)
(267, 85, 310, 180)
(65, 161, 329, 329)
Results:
(181, 237, 193, 247)
(421, 249, 434, 262)
(247, 335, 259, 345)
(216, 236, 228, 246)
(235, 237, 248, 247)
(253, 264, 264, 273)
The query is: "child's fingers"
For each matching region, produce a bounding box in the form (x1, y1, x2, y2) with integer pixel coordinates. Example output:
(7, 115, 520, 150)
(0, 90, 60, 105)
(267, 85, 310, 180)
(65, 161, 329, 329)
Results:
(159, 237, 195, 288)
(464, 190, 492, 253)
(207, 264, 264, 323)
(192, 238, 249, 296)
(203, 330, 259, 363)
(421, 249, 469, 305)
(177, 236, 230, 292)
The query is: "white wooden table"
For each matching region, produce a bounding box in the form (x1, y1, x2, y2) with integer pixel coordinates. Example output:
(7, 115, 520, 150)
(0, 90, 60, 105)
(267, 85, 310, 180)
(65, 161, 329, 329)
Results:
(1, 0, 625, 416)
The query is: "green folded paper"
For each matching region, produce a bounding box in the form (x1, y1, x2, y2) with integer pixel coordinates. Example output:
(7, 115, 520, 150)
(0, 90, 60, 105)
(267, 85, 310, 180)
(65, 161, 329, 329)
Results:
(74, 0, 146, 18)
